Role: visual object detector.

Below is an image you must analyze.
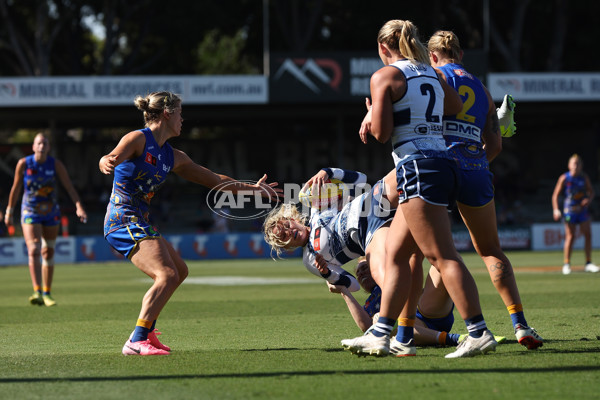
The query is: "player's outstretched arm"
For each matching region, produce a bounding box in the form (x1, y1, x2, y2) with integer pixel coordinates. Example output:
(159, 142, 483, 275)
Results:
(171, 148, 282, 199)
(327, 281, 373, 333)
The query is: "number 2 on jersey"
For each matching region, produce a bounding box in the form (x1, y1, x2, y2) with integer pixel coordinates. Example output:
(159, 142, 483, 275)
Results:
(457, 85, 476, 123)
(420, 83, 440, 123)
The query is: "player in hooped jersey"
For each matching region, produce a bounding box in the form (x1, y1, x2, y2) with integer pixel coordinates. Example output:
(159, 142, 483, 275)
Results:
(264, 167, 389, 291)
(100, 91, 281, 356)
(428, 30, 543, 349)
(343, 19, 496, 359)
(5, 133, 87, 307)
(263, 168, 477, 348)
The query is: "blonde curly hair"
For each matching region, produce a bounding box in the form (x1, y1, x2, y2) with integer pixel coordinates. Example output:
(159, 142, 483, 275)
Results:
(263, 203, 308, 258)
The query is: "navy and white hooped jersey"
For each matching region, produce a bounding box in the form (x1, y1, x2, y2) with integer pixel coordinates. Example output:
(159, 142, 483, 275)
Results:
(437, 63, 490, 171)
(104, 128, 174, 236)
(387, 59, 448, 167)
(302, 170, 395, 291)
(21, 154, 60, 217)
(301, 169, 366, 290)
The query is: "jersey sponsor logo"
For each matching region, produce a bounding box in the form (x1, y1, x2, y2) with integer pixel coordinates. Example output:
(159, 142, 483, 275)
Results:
(26, 168, 36, 175)
(414, 124, 430, 134)
(453, 68, 473, 79)
(314, 227, 321, 251)
(145, 152, 157, 166)
(412, 123, 443, 135)
(443, 121, 481, 140)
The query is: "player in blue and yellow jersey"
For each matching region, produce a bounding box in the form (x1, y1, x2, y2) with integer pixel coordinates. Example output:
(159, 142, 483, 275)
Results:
(344, 20, 496, 359)
(552, 154, 599, 275)
(100, 91, 281, 356)
(5, 133, 87, 307)
(428, 30, 543, 350)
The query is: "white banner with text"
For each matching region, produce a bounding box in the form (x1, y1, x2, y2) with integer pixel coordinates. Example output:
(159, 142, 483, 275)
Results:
(488, 73, 600, 102)
(531, 222, 600, 251)
(0, 76, 267, 107)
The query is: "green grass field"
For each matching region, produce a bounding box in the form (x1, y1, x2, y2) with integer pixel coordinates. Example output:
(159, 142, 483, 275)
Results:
(1, 250, 599, 400)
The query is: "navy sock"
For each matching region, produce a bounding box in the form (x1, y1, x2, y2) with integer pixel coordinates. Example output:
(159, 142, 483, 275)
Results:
(372, 316, 396, 338)
(131, 325, 151, 342)
(395, 326, 414, 344)
(465, 314, 487, 338)
(510, 311, 527, 328)
(446, 333, 461, 346)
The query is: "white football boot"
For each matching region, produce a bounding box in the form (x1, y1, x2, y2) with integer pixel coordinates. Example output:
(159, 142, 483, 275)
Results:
(445, 329, 498, 358)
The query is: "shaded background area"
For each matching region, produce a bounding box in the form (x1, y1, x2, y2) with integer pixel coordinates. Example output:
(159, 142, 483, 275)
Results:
(1, 0, 599, 236)
(1, 100, 598, 237)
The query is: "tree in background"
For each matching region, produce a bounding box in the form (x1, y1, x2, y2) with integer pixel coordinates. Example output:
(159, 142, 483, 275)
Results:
(0, 0, 81, 75)
(0, 0, 596, 76)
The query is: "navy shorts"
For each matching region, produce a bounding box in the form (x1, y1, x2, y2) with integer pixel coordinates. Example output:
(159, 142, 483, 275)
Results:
(416, 305, 455, 332)
(350, 180, 396, 251)
(457, 169, 495, 207)
(396, 158, 460, 207)
(564, 210, 590, 225)
(105, 223, 161, 258)
(21, 205, 61, 226)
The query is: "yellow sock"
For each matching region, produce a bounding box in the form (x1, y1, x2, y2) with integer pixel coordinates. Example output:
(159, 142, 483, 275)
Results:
(507, 304, 523, 314)
(136, 318, 153, 329)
